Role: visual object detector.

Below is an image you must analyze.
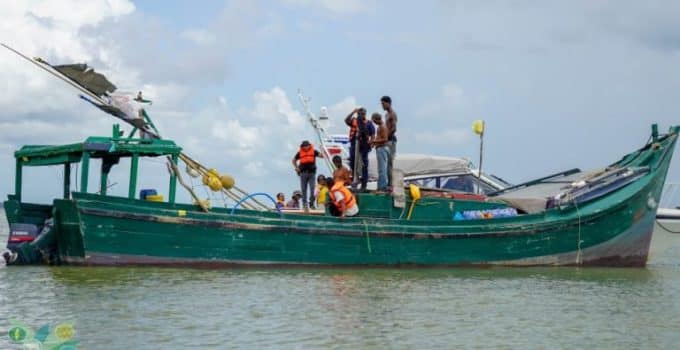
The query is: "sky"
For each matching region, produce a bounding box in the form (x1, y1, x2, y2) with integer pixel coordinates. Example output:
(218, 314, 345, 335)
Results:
(0, 0, 679, 205)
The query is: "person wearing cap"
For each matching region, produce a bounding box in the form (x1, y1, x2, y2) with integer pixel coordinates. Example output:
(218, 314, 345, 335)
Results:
(381, 96, 397, 189)
(286, 191, 302, 209)
(291, 140, 323, 211)
(345, 107, 375, 192)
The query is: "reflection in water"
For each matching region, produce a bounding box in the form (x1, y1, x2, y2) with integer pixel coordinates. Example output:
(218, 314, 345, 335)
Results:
(1, 213, 679, 349)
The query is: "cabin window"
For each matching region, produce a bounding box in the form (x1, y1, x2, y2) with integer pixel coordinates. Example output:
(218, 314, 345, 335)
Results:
(406, 175, 497, 194)
(442, 175, 496, 194)
(19, 165, 75, 204)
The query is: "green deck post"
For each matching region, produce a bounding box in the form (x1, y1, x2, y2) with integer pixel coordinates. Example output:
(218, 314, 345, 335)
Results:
(100, 169, 109, 195)
(169, 153, 178, 204)
(15, 158, 22, 202)
(112, 124, 121, 139)
(81, 152, 90, 193)
(129, 153, 139, 199)
(64, 162, 71, 199)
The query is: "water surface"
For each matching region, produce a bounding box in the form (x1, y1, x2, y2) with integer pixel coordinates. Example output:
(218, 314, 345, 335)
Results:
(1, 212, 679, 349)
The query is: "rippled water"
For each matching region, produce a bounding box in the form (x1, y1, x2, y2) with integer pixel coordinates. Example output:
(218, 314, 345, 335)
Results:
(1, 211, 679, 349)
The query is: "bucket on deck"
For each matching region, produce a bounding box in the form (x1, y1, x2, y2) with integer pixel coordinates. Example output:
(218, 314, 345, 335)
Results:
(139, 189, 157, 200)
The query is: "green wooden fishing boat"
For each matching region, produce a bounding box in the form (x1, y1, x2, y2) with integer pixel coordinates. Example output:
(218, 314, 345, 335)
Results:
(3, 123, 678, 267)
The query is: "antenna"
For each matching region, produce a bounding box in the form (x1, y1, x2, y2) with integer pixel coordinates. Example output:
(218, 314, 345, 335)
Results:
(297, 90, 336, 173)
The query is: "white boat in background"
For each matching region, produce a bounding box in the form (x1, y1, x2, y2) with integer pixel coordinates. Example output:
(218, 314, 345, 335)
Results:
(656, 182, 680, 232)
(650, 183, 680, 260)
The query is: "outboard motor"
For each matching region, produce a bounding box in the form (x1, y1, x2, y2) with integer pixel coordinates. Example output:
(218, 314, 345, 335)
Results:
(7, 223, 41, 250)
(4, 218, 57, 265)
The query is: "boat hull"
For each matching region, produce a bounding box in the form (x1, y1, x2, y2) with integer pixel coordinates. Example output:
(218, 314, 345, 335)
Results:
(65, 211, 656, 268)
(56, 169, 662, 267)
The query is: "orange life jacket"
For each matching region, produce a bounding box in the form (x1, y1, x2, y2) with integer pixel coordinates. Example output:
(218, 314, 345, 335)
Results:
(299, 145, 316, 165)
(330, 182, 357, 210)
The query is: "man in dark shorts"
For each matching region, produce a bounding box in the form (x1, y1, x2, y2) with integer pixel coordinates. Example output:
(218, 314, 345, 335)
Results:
(345, 107, 375, 192)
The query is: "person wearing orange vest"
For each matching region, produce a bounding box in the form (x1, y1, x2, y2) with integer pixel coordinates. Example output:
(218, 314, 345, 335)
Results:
(344, 107, 375, 192)
(291, 140, 323, 211)
(326, 177, 359, 218)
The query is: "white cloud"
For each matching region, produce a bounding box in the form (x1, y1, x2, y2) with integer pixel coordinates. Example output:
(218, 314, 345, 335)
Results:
(326, 96, 357, 119)
(211, 119, 260, 156)
(29, 0, 134, 27)
(246, 87, 306, 128)
(180, 29, 216, 46)
(243, 161, 267, 178)
(409, 128, 471, 147)
(283, 0, 373, 14)
(0, 1, 135, 117)
(417, 82, 480, 121)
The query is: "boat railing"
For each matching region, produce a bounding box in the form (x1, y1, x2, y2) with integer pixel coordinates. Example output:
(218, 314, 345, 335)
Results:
(487, 168, 581, 196)
(660, 182, 680, 209)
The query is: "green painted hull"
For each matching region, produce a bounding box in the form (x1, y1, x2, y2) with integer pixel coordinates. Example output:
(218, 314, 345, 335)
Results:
(5, 127, 678, 267)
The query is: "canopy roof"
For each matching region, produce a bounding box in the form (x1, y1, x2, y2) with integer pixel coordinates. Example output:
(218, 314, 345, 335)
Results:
(15, 136, 181, 166)
(368, 153, 472, 179)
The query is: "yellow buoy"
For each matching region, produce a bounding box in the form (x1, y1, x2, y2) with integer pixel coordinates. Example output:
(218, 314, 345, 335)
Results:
(472, 120, 485, 135)
(220, 175, 235, 190)
(208, 168, 220, 177)
(202, 174, 210, 185)
(409, 184, 421, 201)
(207, 176, 222, 191)
(407, 184, 421, 220)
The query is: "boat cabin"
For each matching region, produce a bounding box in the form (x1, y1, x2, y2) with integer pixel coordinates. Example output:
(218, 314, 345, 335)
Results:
(5, 124, 181, 247)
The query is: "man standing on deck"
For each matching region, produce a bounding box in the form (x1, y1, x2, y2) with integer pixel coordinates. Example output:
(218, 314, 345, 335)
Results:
(381, 96, 397, 190)
(345, 107, 375, 192)
(292, 140, 323, 211)
(371, 113, 390, 192)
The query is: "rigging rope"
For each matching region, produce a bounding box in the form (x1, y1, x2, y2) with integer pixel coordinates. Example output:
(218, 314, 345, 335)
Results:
(656, 219, 680, 234)
(363, 220, 372, 254)
(574, 199, 583, 265)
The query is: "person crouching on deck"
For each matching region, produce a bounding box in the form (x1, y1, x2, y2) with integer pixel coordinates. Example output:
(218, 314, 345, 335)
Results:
(326, 177, 359, 218)
(292, 140, 323, 211)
